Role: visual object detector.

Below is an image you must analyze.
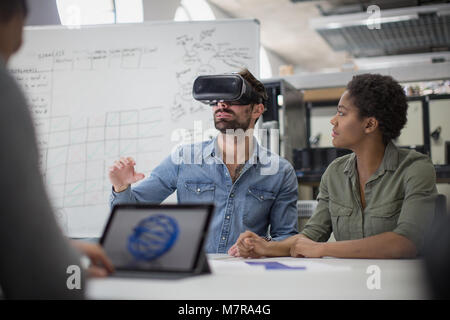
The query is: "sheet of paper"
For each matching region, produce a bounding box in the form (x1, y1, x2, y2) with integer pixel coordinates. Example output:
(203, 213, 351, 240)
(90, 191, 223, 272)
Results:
(245, 261, 306, 270)
(208, 256, 352, 274)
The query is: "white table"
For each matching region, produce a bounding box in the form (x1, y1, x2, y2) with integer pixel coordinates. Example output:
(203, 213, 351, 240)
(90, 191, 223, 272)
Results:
(87, 254, 430, 300)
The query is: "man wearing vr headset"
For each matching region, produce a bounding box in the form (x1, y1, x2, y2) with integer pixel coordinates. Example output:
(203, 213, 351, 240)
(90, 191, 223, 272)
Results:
(109, 69, 298, 254)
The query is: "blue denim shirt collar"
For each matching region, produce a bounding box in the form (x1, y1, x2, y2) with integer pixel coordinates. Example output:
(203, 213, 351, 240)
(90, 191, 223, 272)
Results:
(202, 134, 262, 165)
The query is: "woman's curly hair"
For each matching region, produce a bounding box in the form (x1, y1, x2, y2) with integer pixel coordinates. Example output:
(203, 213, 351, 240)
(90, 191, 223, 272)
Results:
(346, 73, 408, 145)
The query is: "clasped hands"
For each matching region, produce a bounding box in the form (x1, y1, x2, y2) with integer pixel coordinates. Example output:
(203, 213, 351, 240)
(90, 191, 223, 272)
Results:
(228, 231, 325, 258)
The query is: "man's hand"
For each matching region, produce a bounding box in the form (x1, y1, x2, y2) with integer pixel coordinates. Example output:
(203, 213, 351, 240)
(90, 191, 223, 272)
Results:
(108, 157, 145, 192)
(228, 231, 270, 258)
(289, 236, 325, 258)
(71, 241, 115, 277)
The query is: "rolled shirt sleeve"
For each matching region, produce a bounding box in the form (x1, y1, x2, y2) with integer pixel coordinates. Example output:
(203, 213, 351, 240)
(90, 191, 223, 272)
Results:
(393, 157, 437, 254)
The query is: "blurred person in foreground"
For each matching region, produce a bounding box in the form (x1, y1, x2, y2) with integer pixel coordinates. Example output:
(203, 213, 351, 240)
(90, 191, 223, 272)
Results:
(0, 0, 113, 299)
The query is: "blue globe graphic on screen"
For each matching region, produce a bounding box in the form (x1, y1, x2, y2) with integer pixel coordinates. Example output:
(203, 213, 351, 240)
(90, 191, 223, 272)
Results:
(127, 214, 179, 261)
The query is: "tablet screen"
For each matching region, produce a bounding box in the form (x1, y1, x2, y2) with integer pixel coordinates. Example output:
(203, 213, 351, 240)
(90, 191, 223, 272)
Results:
(101, 205, 212, 272)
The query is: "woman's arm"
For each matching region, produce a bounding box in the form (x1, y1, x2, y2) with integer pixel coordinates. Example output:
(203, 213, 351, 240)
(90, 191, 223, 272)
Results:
(291, 232, 417, 259)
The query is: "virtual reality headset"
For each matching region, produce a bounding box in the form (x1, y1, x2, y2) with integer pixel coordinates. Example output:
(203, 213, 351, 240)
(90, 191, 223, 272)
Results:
(192, 74, 265, 106)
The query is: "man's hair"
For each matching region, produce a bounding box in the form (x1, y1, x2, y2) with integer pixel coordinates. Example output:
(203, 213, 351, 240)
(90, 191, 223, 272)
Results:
(346, 73, 408, 145)
(238, 68, 267, 123)
(238, 68, 268, 104)
(0, 0, 28, 23)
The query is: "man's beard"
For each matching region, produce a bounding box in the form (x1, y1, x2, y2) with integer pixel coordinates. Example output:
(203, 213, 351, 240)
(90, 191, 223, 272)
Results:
(214, 110, 252, 134)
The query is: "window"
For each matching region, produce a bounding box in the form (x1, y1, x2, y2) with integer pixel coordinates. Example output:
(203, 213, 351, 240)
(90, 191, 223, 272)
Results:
(260, 46, 272, 79)
(174, 0, 215, 21)
(57, 0, 143, 26)
(115, 0, 143, 23)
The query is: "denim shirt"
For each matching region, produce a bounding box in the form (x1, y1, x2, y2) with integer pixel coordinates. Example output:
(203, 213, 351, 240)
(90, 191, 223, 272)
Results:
(110, 136, 299, 253)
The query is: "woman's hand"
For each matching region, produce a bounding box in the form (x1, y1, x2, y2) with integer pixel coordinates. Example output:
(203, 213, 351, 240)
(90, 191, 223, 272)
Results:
(290, 237, 325, 258)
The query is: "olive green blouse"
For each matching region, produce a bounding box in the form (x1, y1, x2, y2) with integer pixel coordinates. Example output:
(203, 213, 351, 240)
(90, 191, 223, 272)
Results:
(301, 142, 437, 254)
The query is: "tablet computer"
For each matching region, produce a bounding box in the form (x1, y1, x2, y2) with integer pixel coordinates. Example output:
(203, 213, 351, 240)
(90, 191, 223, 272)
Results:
(100, 203, 214, 279)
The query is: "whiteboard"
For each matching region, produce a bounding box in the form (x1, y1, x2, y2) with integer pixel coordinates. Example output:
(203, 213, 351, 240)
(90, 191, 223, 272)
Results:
(9, 20, 260, 237)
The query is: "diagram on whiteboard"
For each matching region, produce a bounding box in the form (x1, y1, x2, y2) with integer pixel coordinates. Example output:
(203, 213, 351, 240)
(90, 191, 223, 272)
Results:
(9, 21, 259, 237)
(171, 27, 253, 121)
(34, 108, 164, 209)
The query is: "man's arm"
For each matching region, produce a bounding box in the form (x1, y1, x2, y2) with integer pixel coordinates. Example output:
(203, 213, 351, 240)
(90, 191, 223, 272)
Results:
(109, 148, 182, 207)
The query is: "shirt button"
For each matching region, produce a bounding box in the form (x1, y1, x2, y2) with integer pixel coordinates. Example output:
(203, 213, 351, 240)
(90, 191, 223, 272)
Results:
(222, 237, 226, 240)
(230, 193, 234, 198)
(226, 216, 230, 219)
(197, 188, 201, 192)
(260, 196, 264, 200)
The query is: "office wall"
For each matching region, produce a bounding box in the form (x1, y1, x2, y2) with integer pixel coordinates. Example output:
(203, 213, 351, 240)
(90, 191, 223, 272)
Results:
(310, 105, 335, 148)
(310, 99, 450, 202)
(430, 99, 450, 199)
(310, 100, 424, 148)
(396, 101, 424, 147)
(264, 47, 289, 78)
(430, 99, 450, 165)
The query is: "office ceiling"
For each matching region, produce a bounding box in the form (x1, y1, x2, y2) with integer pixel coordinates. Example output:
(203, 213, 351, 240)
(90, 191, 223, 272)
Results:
(208, 0, 450, 73)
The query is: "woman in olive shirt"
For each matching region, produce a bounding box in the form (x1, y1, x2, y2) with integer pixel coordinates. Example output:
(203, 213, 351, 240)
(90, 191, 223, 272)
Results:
(229, 73, 437, 259)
